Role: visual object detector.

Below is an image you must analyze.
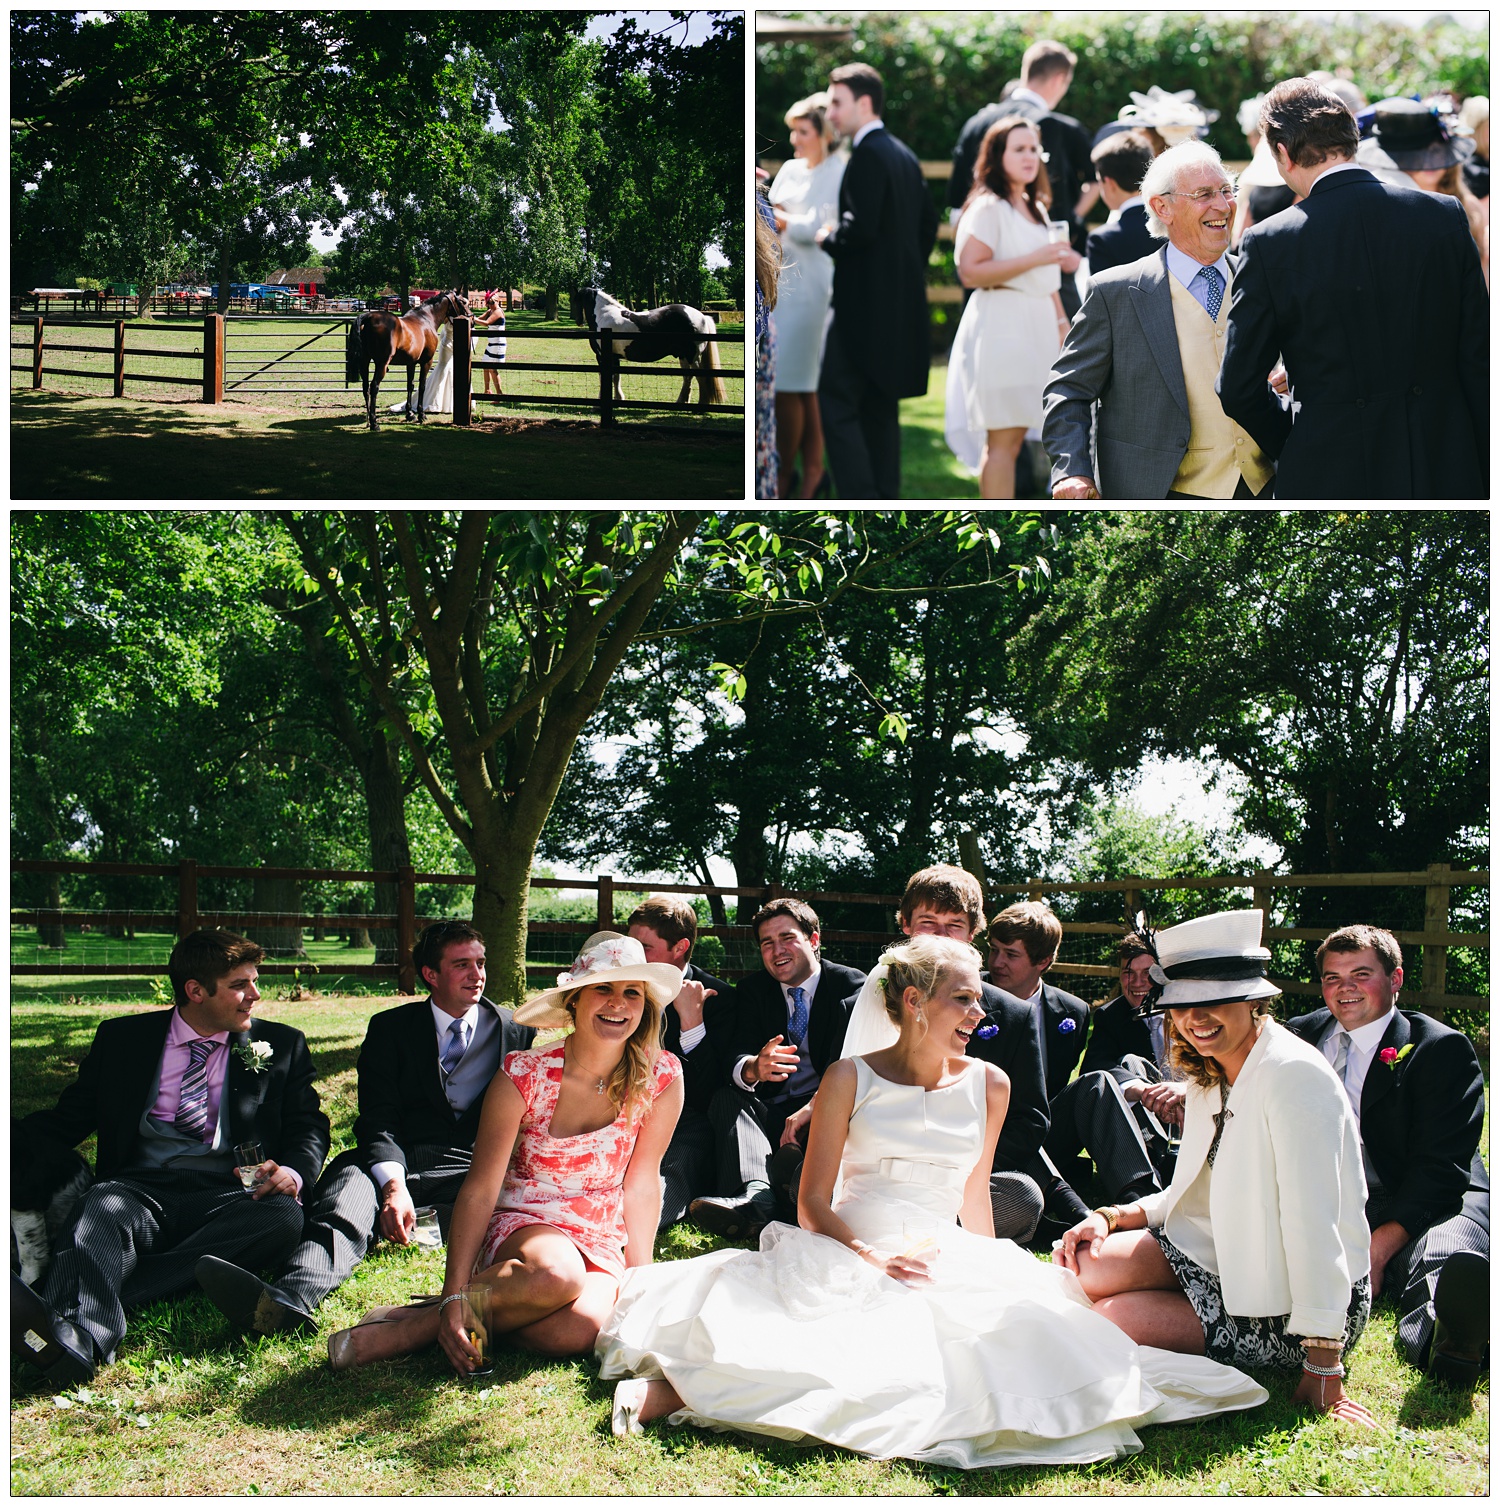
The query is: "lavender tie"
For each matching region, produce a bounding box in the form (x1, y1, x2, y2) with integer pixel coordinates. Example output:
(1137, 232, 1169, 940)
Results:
(175, 1038, 216, 1141)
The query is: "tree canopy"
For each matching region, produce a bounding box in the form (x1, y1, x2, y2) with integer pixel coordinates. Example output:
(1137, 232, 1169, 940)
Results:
(12, 10, 742, 310)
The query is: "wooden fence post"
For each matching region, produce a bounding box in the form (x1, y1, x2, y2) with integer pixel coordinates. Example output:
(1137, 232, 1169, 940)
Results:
(114, 319, 126, 398)
(596, 873, 615, 933)
(599, 340, 617, 428)
(202, 313, 224, 403)
(1123, 879, 1143, 923)
(1422, 862, 1450, 1020)
(1027, 877, 1045, 905)
(1252, 870, 1273, 924)
(397, 864, 417, 995)
(178, 858, 199, 938)
(453, 314, 472, 425)
(32, 316, 44, 388)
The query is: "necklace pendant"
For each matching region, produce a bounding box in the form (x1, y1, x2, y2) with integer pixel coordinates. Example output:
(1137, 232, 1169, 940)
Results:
(596, 1078, 605, 1095)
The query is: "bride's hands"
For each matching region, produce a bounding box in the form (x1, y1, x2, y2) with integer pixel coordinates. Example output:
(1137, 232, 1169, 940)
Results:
(852, 1238, 935, 1286)
(1053, 1212, 1111, 1273)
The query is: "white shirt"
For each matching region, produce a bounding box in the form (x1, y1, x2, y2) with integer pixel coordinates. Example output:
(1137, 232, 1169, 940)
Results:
(1319, 1007, 1397, 1123)
(736, 966, 822, 1089)
(1309, 158, 1364, 190)
(371, 1003, 482, 1191)
(851, 119, 884, 150)
(1010, 86, 1051, 113)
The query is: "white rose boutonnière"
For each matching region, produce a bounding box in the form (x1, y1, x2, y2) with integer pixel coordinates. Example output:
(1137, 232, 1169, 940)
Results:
(235, 1040, 274, 1074)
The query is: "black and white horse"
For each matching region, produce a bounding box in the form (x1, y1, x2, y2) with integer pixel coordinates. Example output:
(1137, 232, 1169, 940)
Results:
(582, 287, 726, 406)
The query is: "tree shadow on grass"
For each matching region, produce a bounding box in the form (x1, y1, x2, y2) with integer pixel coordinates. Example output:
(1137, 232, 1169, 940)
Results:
(13, 393, 742, 499)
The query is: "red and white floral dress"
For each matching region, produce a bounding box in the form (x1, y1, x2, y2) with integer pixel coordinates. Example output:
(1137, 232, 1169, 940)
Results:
(477, 1043, 681, 1280)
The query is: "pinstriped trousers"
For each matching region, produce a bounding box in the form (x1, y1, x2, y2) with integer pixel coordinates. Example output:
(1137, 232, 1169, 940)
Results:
(42, 1167, 303, 1361)
(1385, 1204, 1490, 1365)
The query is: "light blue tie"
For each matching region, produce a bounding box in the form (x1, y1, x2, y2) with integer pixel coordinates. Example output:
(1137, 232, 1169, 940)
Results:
(1200, 264, 1224, 321)
(787, 986, 809, 1047)
(440, 1017, 468, 1077)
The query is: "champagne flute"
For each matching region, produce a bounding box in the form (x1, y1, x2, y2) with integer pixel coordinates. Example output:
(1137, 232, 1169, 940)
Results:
(233, 1141, 265, 1192)
(461, 1283, 494, 1379)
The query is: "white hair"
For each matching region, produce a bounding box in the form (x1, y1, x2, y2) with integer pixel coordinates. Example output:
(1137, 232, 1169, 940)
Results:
(1141, 140, 1234, 238)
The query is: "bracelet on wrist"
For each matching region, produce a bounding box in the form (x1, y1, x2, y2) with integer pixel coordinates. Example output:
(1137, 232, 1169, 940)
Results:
(439, 1292, 467, 1313)
(1298, 1336, 1344, 1352)
(1092, 1205, 1120, 1234)
(1301, 1359, 1345, 1378)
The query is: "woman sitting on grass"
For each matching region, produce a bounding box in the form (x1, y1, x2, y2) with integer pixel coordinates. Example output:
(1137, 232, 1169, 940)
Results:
(327, 932, 683, 1370)
(601, 935, 1265, 1467)
(1055, 911, 1375, 1427)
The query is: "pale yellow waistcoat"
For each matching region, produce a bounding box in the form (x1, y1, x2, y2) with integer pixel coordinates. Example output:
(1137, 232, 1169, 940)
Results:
(1168, 275, 1274, 499)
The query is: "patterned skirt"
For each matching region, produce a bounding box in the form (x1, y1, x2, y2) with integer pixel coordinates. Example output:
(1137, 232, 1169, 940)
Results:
(1153, 1229, 1371, 1370)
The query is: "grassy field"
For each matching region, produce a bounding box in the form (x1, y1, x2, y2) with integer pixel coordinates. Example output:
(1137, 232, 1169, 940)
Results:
(9, 990, 1488, 1495)
(11, 310, 746, 418)
(9, 393, 743, 500)
(10, 309, 744, 500)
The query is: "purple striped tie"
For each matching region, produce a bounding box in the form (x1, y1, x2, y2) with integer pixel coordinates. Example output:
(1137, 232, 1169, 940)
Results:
(175, 1038, 216, 1141)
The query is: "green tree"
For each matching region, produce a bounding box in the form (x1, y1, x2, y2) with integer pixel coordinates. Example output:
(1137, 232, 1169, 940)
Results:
(1013, 510, 1489, 937)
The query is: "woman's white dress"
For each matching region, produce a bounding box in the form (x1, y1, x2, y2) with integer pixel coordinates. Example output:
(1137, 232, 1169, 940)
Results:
(388, 320, 455, 413)
(597, 1057, 1266, 1469)
(944, 193, 1061, 471)
(767, 153, 846, 392)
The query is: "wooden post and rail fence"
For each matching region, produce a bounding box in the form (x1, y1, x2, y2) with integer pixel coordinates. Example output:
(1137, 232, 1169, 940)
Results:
(13, 312, 744, 426)
(10, 858, 1487, 1020)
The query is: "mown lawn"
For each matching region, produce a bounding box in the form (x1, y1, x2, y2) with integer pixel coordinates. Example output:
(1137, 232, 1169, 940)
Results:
(9, 393, 744, 501)
(10, 995, 1489, 1495)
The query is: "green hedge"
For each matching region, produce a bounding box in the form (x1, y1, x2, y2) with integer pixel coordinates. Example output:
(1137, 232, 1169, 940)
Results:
(756, 11, 1489, 165)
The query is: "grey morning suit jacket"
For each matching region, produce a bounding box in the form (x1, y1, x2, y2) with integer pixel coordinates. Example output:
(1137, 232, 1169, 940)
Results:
(1042, 245, 1241, 499)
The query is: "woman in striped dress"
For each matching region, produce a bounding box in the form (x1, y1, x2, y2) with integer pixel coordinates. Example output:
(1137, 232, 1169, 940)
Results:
(474, 292, 507, 396)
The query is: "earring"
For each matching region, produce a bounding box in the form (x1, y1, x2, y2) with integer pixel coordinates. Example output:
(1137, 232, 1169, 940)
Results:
(915, 1008, 925, 1023)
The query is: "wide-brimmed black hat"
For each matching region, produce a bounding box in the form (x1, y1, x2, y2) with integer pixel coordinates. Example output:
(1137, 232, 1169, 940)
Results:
(1361, 97, 1475, 171)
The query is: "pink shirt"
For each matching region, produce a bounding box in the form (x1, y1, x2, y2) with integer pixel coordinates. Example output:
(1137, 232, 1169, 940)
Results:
(147, 1012, 304, 1197)
(149, 1009, 231, 1135)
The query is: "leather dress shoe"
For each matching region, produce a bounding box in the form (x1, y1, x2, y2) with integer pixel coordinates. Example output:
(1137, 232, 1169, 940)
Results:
(689, 1192, 774, 1242)
(11, 1273, 96, 1390)
(1428, 1250, 1488, 1389)
(196, 1255, 315, 1336)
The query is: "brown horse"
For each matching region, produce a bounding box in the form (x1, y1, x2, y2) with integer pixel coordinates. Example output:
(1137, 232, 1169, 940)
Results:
(345, 292, 470, 431)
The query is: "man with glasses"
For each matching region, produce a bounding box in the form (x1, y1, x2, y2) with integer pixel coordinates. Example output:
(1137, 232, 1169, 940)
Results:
(1043, 140, 1278, 500)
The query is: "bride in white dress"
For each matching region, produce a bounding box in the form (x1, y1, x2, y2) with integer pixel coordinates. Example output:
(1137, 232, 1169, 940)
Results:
(388, 318, 456, 415)
(599, 937, 1267, 1469)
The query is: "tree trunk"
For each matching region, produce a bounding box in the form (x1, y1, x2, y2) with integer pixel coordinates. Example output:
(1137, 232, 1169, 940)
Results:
(216, 235, 233, 316)
(468, 821, 540, 1007)
(347, 893, 372, 950)
(250, 874, 306, 958)
(39, 869, 66, 949)
(362, 728, 411, 966)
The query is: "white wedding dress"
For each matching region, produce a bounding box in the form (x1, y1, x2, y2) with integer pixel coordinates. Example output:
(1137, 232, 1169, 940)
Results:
(597, 1056, 1267, 1468)
(388, 321, 455, 414)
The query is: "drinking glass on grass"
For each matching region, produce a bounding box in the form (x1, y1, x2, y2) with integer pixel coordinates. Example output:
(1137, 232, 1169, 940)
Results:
(233, 1142, 266, 1192)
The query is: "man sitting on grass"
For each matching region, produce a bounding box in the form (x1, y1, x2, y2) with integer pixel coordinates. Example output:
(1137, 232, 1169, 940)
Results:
(194, 919, 533, 1336)
(12, 929, 327, 1389)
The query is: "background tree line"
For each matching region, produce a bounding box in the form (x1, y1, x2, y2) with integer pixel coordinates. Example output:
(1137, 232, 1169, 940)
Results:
(756, 11, 1488, 170)
(12, 10, 742, 316)
(11, 511, 1488, 1013)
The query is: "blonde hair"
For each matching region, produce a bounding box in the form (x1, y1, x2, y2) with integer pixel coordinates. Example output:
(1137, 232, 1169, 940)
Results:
(1165, 999, 1275, 1089)
(877, 935, 981, 1024)
(563, 984, 665, 1125)
(784, 91, 835, 146)
(755, 199, 782, 310)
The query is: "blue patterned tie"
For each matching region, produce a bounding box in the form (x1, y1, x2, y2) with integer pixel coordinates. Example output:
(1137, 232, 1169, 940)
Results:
(440, 1017, 468, 1077)
(787, 986, 809, 1048)
(175, 1038, 216, 1141)
(1200, 264, 1224, 322)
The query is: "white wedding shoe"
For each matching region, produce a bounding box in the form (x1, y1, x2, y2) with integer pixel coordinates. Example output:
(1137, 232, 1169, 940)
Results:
(611, 1378, 651, 1438)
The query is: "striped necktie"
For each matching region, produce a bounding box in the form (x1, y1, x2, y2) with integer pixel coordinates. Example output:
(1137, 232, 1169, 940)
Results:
(440, 1017, 468, 1077)
(175, 1038, 216, 1141)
